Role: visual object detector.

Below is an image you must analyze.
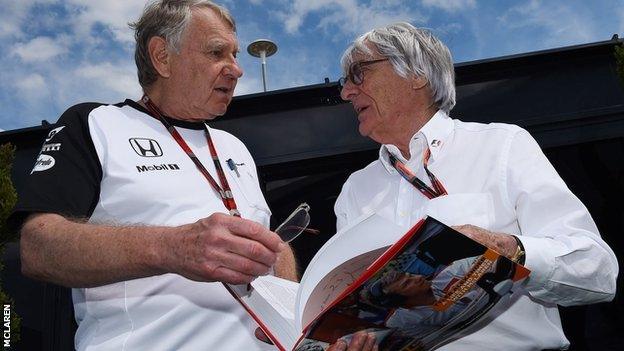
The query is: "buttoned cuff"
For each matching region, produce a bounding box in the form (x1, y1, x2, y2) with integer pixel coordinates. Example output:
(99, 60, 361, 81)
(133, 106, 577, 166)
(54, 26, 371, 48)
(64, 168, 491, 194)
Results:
(515, 235, 565, 297)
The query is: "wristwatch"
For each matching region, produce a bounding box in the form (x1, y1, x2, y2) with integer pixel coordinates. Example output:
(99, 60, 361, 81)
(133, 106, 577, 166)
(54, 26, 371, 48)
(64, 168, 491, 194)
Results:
(510, 235, 526, 265)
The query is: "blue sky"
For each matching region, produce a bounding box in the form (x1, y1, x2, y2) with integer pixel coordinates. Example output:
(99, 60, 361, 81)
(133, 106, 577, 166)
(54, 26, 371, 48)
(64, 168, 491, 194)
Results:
(1, 0, 622, 131)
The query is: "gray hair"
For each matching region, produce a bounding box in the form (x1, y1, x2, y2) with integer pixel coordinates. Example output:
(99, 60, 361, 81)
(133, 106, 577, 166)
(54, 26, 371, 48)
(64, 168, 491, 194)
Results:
(341, 22, 456, 114)
(129, 0, 236, 90)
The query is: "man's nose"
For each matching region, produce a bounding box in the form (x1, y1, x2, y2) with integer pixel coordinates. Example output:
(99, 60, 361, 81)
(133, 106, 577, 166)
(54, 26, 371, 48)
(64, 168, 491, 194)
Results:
(225, 58, 243, 79)
(340, 79, 357, 101)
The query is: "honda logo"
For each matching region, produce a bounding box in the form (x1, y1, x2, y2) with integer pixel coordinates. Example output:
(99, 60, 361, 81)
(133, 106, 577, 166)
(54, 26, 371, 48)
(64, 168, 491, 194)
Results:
(129, 138, 163, 157)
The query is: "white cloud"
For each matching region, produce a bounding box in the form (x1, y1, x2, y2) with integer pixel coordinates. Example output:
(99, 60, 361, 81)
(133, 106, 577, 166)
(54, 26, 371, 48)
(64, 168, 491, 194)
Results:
(15, 73, 47, 93)
(11, 36, 69, 62)
(421, 0, 476, 13)
(0, 0, 57, 38)
(12, 73, 51, 111)
(619, 7, 624, 35)
(498, 0, 595, 46)
(74, 62, 141, 97)
(276, 0, 424, 37)
(66, 0, 147, 44)
(234, 76, 262, 96)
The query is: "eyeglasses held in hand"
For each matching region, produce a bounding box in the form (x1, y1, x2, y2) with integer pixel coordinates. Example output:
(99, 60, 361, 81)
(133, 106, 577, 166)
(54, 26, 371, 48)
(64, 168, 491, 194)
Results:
(274, 203, 319, 243)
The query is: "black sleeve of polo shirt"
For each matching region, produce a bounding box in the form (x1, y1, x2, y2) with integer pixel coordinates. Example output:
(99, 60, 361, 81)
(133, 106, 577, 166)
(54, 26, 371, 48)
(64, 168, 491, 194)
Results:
(8, 103, 104, 231)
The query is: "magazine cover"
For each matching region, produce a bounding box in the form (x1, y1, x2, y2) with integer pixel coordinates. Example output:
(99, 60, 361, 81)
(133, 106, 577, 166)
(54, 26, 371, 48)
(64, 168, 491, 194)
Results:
(294, 217, 530, 351)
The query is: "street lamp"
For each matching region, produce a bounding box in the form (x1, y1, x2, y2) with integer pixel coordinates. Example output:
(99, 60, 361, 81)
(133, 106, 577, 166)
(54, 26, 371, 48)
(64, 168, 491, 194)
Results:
(247, 39, 278, 92)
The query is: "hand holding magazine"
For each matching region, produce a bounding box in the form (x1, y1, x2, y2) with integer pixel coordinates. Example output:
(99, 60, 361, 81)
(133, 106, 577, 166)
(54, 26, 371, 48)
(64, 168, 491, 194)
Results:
(226, 214, 530, 351)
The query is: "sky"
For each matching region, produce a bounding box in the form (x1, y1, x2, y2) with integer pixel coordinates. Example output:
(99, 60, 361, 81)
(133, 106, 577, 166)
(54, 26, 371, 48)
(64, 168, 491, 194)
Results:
(0, 0, 623, 131)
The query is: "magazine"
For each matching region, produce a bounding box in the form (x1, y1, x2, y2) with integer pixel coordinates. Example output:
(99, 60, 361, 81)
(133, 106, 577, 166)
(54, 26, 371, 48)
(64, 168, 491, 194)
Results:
(225, 213, 530, 351)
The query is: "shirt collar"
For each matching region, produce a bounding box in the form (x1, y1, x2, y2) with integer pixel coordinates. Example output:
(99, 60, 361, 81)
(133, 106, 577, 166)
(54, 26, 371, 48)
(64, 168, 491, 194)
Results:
(379, 110, 453, 173)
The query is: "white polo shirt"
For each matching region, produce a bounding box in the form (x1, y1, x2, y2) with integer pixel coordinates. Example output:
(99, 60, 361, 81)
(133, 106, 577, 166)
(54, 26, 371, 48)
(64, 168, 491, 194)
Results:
(15, 100, 274, 350)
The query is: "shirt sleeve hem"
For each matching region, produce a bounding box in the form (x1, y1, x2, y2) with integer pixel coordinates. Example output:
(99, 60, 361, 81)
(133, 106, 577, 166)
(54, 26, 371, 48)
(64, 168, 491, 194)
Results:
(517, 235, 557, 292)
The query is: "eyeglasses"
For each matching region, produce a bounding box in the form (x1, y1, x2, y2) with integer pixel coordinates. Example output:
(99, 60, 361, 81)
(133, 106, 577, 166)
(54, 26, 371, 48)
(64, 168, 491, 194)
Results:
(339, 58, 389, 86)
(274, 203, 319, 242)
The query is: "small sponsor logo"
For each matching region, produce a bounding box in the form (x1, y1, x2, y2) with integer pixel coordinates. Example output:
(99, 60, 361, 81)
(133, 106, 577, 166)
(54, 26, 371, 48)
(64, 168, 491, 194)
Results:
(136, 163, 180, 173)
(4, 304, 10, 348)
(31, 154, 56, 173)
(41, 143, 61, 152)
(45, 126, 66, 142)
(129, 138, 163, 157)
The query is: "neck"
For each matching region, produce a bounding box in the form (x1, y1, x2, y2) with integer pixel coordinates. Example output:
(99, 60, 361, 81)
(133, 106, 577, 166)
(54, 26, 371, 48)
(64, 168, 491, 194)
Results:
(142, 85, 170, 114)
(393, 106, 438, 160)
(141, 84, 207, 122)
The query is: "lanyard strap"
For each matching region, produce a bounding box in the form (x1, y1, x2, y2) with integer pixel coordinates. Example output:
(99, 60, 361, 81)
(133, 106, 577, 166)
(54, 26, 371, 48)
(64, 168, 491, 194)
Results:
(389, 148, 448, 199)
(141, 95, 240, 217)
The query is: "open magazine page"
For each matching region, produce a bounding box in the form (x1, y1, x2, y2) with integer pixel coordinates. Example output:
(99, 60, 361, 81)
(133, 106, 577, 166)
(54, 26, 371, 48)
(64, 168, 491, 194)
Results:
(293, 217, 530, 351)
(226, 278, 300, 351)
(300, 247, 389, 327)
(224, 214, 407, 351)
(295, 213, 408, 331)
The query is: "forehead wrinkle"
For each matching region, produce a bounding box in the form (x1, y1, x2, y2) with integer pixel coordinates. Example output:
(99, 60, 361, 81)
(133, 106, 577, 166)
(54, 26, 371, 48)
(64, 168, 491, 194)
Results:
(187, 8, 237, 42)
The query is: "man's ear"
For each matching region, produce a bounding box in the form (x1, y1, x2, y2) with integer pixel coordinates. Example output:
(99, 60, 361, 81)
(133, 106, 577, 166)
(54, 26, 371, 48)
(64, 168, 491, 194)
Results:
(148, 36, 171, 78)
(411, 75, 429, 90)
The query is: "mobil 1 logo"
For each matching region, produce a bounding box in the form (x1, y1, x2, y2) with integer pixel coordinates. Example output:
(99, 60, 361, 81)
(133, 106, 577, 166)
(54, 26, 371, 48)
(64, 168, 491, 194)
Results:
(136, 163, 181, 173)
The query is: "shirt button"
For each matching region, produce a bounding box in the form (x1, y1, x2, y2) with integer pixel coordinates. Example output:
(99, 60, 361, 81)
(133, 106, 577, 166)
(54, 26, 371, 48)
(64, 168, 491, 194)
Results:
(399, 211, 406, 217)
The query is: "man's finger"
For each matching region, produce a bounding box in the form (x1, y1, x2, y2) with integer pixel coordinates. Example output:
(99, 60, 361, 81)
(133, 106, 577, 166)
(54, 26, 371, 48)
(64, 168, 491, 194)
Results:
(363, 333, 376, 351)
(348, 331, 369, 351)
(225, 235, 279, 267)
(212, 249, 272, 277)
(226, 216, 284, 252)
(327, 340, 347, 351)
(254, 327, 273, 344)
(207, 266, 255, 285)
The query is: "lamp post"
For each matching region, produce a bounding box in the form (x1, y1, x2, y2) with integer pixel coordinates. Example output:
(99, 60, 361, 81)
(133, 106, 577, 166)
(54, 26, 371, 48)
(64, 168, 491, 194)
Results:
(247, 39, 278, 92)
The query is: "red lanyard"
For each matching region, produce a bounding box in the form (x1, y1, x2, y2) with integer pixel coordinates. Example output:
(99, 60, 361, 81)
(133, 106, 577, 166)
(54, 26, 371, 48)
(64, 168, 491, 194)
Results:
(141, 95, 240, 217)
(389, 148, 448, 199)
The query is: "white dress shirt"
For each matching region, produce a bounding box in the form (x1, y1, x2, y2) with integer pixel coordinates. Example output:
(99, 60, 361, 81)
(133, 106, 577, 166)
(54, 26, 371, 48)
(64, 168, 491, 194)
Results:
(334, 110, 618, 350)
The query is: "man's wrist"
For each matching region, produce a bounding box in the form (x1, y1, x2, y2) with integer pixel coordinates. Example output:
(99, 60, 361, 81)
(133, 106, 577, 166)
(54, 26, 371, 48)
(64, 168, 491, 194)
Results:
(147, 226, 178, 275)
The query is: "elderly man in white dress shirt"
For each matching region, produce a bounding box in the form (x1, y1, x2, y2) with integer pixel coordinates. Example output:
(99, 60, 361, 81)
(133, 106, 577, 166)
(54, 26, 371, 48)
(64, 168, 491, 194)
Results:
(335, 22, 618, 351)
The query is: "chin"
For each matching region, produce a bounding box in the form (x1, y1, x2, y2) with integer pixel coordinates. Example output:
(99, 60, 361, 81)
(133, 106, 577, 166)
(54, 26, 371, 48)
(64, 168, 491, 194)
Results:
(358, 124, 373, 138)
(203, 106, 228, 119)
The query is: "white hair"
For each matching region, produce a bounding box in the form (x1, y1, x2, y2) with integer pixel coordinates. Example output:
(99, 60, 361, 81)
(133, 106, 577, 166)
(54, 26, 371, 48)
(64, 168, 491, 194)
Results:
(129, 0, 235, 90)
(341, 22, 456, 114)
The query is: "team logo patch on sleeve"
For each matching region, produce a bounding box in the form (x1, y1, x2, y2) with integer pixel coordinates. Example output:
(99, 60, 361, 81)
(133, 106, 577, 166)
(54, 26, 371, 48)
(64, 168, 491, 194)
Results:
(41, 143, 61, 152)
(31, 154, 56, 173)
(45, 126, 66, 142)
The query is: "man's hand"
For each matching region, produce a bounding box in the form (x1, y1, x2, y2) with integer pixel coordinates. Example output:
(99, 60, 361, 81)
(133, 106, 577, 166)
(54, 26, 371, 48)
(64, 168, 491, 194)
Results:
(327, 331, 377, 351)
(20, 212, 286, 288)
(452, 224, 517, 259)
(166, 213, 285, 285)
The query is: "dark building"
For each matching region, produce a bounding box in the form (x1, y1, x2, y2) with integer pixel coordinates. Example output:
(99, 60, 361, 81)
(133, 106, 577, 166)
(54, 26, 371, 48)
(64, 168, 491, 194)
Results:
(1, 36, 623, 350)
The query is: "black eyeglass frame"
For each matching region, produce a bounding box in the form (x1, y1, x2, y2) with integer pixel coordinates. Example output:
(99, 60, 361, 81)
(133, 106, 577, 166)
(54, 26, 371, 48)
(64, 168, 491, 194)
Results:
(339, 58, 389, 86)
